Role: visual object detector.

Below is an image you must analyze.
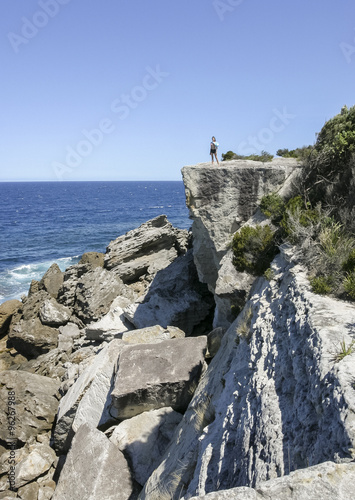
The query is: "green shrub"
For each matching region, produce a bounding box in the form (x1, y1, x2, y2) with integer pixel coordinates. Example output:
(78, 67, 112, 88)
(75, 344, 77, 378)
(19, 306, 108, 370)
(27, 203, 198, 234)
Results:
(247, 151, 274, 162)
(301, 105, 355, 225)
(276, 146, 313, 160)
(342, 249, 355, 273)
(221, 150, 274, 162)
(221, 150, 237, 161)
(331, 338, 355, 363)
(310, 276, 333, 295)
(260, 193, 285, 221)
(344, 272, 355, 299)
(264, 267, 275, 281)
(232, 224, 277, 275)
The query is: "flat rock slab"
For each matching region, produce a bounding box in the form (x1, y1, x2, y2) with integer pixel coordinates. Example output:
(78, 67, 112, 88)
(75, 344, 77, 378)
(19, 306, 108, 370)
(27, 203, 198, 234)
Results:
(121, 325, 185, 344)
(52, 423, 134, 500)
(0, 371, 60, 444)
(53, 339, 125, 454)
(187, 462, 355, 499)
(110, 336, 207, 419)
(110, 407, 183, 486)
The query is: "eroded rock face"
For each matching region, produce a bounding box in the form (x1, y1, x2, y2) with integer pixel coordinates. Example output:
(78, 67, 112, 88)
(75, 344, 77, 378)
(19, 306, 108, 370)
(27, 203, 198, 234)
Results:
(110, 336, 207, 420)
(74, 267, 136, 324)
(124, 250, 214, 336)
(8, 317, 59, 358)
(0, 300, 21, 337)
(186, 462, 355, 499)
(181, 159, 300, 291)
(52, 423, 134, 500)
(140, 252, 355, 499)
(104, 215, 190, 282)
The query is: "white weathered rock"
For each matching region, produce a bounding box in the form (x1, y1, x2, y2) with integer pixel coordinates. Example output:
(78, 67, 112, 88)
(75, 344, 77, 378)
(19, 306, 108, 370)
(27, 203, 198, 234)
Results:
(85, 296, 133, 341)
(186, 462, 355, 499)
(104, 215, 189, 282)
(15, 444, 56, 488)
(110, 407, 183, 486)
(53, 339, 124, 453)
(39, 298, 71, 326)
(110, 336, 207, 420)
(140, 253, 355, 499)
(124, 250, 213, 336)
(57, 322, 82, 352)
(52, 423, 134, 500)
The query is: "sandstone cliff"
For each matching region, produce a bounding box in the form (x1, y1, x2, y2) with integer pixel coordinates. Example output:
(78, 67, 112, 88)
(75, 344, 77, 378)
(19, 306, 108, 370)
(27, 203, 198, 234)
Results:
(1, 159, 355, 500)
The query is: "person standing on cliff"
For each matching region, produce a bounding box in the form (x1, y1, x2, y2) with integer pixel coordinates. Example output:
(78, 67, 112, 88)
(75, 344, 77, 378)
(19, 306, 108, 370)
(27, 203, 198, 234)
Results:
(210, 136, 219, 165)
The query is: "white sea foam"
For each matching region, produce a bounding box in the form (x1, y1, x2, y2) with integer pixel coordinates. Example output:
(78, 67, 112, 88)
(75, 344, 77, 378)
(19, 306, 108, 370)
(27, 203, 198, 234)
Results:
(0, 256, 80, 304)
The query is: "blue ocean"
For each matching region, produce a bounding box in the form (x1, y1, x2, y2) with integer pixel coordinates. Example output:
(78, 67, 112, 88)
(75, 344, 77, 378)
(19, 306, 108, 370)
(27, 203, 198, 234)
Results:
(0, 181, 191, 304)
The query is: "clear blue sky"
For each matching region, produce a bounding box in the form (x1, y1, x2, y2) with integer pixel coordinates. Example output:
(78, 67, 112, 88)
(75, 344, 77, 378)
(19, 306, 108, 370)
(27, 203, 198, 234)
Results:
(1, 0, 354, 181)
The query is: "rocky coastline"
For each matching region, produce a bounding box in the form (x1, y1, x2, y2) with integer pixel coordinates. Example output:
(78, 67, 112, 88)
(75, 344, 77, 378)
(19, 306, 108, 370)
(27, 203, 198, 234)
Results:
(1, 158, 355, 499)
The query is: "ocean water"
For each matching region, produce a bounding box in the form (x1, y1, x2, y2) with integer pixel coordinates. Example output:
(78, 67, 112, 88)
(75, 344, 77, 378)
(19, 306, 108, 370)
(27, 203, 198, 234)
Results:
(0, 181, 191, 304)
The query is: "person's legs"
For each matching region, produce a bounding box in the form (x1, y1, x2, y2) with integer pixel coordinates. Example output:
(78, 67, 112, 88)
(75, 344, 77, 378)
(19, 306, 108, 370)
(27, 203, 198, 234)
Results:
(214, 152, 219, 165)
(211, 152, 214, 164)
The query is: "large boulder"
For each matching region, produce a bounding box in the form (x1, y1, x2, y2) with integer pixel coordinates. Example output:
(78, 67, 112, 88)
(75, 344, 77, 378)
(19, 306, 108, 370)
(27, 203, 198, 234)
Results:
(52, 423, 134, 500)
(53, 339, 124, 454)
(38, 263, 64, 299)
(39, 298, 71, 327)
(110, 336, 207, 420)
(104, 215, 190, 282)
(124, 250, 214, 336)
(0, 300, 21, 337)
(110, 407, 183, 486)
(0, 371, 60, 444)
(8, 291, 59, 358)
(73, 267, 136, 324)
(15, 443, 56, 489)
(8, 317, 59, 358)
(78, 251, 104, 268)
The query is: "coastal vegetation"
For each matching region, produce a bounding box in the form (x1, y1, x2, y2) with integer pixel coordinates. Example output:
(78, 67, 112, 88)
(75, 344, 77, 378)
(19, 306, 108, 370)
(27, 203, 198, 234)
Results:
(231, 105, 355, 302)
(221, 150, 274, 162)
